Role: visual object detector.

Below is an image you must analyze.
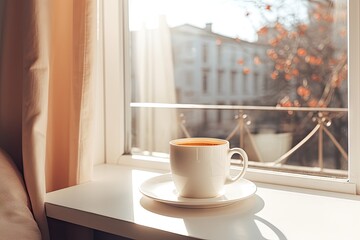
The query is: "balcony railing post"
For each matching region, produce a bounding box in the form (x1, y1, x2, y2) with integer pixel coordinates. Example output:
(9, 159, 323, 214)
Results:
(239, 110, 244, 149)
(319, 122, 324, 170)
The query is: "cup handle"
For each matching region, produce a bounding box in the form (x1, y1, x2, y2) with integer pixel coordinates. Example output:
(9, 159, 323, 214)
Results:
(225, 148, 248, 184)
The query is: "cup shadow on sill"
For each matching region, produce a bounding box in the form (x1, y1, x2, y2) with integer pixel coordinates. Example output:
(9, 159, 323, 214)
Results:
(140, 194, 288, 240)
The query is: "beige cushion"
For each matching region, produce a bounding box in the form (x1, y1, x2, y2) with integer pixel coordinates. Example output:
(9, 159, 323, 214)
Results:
(0, 148, 41, 240)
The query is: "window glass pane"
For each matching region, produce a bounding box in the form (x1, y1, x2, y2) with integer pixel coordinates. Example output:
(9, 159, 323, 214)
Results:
(129, 0, 348, 178)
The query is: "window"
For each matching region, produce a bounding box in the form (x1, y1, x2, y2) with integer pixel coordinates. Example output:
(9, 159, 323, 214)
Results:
(217, 40, 222, 65)
(217, 69, 224, 94)
(242, 71, 248, 95)
(202, 69, 209, 93)
(254, 72, 259, 95)
(202, 44, 208, 63)
(101, 0, 360, 194)
(231, 70, 237, 95)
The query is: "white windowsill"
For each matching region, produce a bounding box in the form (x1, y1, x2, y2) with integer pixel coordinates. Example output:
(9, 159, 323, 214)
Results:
(45, 163, 360, 240)
(116, 155, 356, 195)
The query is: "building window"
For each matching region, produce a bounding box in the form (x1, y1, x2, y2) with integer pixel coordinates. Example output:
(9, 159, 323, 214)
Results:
(217, 69, 224, 94)
(217, 40, 222, 65)
(254, 72, 259, 95)
(231, 71, 237, 95)
(242, 72, 248, 95)
(202, 69, 209, 93)
(202, 44, 208, 63)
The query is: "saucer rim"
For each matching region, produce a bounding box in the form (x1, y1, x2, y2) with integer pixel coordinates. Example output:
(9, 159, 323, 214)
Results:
(139, 174, 257, 208)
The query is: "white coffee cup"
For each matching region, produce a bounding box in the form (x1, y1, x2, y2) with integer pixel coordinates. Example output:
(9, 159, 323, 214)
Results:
(169, 137, 248, 198)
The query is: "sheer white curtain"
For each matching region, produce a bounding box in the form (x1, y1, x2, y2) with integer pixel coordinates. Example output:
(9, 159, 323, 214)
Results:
(133, 16, 178, 153)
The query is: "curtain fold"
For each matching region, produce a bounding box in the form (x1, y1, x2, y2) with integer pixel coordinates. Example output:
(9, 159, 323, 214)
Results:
(72, 0, 98, 186)
(1, 0, 99, 239)
(46, 0, 97, 192)
(22, 1, 51, 239)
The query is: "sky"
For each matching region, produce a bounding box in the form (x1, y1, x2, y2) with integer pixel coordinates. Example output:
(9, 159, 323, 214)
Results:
(129, 0, 309, 42)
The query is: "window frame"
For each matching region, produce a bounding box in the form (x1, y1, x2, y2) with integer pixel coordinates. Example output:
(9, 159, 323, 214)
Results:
(101, 0, 360, 194)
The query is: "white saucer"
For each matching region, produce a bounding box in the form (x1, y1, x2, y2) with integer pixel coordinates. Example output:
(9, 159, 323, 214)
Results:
(139, 174, 257, 208)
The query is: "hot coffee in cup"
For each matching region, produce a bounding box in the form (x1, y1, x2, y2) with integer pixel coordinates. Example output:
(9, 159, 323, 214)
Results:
(169, 138, 248, 198)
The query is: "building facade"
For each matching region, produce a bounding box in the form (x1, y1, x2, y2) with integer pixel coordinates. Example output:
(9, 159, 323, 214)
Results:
(170, 23, 274, 136)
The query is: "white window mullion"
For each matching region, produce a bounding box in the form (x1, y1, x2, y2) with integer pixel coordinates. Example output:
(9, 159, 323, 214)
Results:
(348, 0, 360, 194)
(122, 0, 132, 154)
(102, 0, 126, 163)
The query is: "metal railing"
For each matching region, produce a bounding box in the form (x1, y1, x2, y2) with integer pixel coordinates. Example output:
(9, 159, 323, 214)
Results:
(222, 110, 348, 170)
(131, 102, 348, 176)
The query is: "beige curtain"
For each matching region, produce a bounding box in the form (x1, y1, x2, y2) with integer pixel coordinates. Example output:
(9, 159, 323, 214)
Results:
(1, 0, 99, 239)
(0, 0, 23, 172)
